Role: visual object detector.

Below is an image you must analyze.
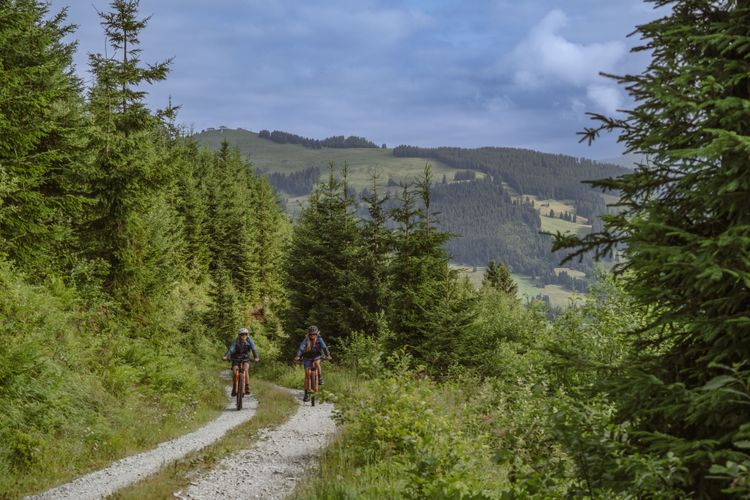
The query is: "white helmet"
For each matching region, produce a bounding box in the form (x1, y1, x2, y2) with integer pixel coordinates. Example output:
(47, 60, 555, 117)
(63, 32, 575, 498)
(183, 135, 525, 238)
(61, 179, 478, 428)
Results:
(239, 327, 249, 335)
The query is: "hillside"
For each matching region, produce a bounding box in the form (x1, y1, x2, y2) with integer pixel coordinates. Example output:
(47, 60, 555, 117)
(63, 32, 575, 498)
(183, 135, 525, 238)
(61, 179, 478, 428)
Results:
(192, 128, 470, 189)
(193, 128, 620, 294)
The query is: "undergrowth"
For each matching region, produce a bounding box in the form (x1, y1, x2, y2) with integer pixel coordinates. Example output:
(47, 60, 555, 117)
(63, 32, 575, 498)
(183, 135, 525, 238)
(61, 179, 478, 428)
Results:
(0, 265, 226, 498)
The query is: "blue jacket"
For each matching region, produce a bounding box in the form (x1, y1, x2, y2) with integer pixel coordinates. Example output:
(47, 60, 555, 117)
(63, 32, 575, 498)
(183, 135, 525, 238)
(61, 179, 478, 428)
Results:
(296, 336, 330, 359)
(225, 337, 259, 360)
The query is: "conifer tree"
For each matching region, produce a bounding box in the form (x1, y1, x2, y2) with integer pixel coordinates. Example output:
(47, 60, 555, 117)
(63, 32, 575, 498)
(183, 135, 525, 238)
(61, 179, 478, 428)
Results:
(284, 163, 364, 343)
(249, 173, 289, 308)
(85, 0, 180, 309)
(555, 1, 750, 495)
(388, 165, 454, 357)
(204, 142, 259, 303)
(358, 172, 393, 336)
(0, 0, 89, 276)
(482, 260, 518, 296)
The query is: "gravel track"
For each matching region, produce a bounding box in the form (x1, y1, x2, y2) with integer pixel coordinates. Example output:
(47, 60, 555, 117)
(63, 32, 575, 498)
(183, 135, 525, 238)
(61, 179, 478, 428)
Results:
(180, 389, 336, 500)
(28, 381, 258, 500)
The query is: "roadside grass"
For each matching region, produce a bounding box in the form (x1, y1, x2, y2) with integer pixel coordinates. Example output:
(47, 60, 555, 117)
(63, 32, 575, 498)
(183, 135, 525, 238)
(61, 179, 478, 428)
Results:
(254, 360, 357, 405)
(3, 364, 226, 499)
(0, 267, 240, 499)
(108, 379, 297, 500)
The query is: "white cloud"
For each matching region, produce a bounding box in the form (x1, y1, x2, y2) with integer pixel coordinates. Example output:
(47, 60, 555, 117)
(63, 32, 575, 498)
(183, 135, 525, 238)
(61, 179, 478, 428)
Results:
(586, 84, 623, 114)
(509, 9, 627, 113)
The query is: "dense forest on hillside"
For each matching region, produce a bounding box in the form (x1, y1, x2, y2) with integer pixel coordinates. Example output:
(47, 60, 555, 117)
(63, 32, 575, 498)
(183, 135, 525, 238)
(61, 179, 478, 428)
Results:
(263, 165, 321, 197)
(258, 129, 379, 149)
(429, 179, 588, 274)
(393, 145, 627, 219)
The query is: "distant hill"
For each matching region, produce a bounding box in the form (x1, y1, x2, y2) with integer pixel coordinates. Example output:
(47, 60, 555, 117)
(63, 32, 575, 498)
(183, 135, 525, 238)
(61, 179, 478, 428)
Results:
(600, 152, 646, 169)
(193, 128, 623, 292)
(192, 128, 462, 189)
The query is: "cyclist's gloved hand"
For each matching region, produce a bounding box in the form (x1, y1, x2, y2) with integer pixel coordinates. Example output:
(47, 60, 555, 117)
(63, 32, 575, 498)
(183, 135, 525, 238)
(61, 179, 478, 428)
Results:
(294, 356, 300, 362)
(223, 355, 229, 361)
(254, 357, 260, 363)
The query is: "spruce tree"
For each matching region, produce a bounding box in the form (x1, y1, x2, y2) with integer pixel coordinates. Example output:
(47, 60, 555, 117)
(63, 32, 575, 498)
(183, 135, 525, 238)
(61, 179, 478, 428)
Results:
(482, 260, 518, 296)
(388, 165, 454, 358)
(203, 142, 259, 304)
(249, 173, 289, 308)
(85, 0, 180, 310)
(284, 163, 364, 343)
(358, 172, 392, 337)
(0, 0, 89, 276)
(555, 1, 750, 495)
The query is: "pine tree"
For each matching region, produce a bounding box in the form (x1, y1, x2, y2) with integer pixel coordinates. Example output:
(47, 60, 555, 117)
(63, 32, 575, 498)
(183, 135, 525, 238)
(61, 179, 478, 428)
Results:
(555, 1, 750, 495)
(249, 172, 289, 308)
(203, 142, 259, 303)
(0, 0, 89, 276)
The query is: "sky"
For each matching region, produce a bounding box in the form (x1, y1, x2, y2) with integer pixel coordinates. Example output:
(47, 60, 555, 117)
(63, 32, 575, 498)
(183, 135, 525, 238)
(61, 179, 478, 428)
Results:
(50, 0, 662, 160)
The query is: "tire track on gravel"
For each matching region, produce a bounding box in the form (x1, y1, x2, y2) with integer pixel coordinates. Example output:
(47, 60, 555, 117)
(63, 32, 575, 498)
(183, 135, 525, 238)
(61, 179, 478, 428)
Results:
(179, 388, 336, 500)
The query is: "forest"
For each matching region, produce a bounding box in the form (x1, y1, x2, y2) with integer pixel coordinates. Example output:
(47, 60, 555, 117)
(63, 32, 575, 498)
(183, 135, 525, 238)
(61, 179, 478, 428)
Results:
(1, 0, 748, 498)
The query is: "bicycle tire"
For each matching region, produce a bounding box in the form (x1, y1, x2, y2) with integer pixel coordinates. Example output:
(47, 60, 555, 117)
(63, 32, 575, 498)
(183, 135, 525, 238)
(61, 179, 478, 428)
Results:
(236, 369, 244, 411)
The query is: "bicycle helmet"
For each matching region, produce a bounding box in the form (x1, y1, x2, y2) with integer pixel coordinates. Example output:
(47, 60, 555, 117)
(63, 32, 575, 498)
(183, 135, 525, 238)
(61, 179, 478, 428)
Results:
(307, 325, 319, 335)
(239, 327, 250, 335)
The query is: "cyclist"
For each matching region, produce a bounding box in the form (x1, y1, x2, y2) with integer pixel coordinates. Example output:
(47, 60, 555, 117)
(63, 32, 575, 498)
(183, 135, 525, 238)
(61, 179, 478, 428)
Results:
(223, 327, 259, 396)
(294, 325, 332, 399)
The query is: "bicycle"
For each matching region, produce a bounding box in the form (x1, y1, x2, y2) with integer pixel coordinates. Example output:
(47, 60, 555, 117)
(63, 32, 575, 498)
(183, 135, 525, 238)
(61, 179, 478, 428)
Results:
(296, 357, 330, 406)
(226, 359, 255, 410)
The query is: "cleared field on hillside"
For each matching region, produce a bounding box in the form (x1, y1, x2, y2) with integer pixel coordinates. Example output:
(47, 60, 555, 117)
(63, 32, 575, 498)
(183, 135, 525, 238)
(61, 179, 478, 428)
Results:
(453, 265, 582, 309)
(539, 215, 591, 237)
(194, 129, 483, 190)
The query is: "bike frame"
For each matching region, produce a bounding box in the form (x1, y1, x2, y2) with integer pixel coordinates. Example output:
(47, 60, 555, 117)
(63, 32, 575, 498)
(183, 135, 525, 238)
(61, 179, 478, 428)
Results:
(231, 360, 250, 411)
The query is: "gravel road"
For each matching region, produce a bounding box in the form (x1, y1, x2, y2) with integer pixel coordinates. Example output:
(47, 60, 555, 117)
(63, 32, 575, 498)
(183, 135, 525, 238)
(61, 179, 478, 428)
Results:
(29, 381, 257, 500)
(180, 389, 336, 500)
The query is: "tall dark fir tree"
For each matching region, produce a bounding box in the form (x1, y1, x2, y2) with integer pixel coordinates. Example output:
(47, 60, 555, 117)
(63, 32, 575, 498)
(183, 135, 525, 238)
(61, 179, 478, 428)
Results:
(0, 0, 89, 276)
(85, 0, 180, 311)
(555, 1, 750, 496)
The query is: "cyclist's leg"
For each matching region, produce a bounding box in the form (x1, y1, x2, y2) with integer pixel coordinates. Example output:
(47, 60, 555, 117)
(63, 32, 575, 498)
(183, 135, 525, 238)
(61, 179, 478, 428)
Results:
(232, 363, 239, 395)
(317, 357, 324, 385)
(313, 358, 321, 389)
(242, 361, 250, 394)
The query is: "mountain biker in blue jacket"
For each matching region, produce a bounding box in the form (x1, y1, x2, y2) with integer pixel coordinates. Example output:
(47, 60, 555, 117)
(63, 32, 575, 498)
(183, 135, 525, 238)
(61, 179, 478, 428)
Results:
(294, 326, 332, 393)
(223, 327, 259, 396)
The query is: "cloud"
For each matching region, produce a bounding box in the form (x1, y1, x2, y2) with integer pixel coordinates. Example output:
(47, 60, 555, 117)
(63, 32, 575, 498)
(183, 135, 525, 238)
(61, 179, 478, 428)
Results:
(586, 84, 623, 114)
(509, 9, 627, 113)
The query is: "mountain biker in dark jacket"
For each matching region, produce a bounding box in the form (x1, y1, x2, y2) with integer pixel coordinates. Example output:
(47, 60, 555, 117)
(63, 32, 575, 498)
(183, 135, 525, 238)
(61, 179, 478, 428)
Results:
(223, 327, 259, 396)
(294, 325, 331, 385)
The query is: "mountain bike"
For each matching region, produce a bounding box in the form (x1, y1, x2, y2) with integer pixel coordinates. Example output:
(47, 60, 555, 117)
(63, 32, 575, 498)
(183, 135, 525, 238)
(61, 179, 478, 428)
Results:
(227, 359, 255, 410)
(297, 357, 330, 406)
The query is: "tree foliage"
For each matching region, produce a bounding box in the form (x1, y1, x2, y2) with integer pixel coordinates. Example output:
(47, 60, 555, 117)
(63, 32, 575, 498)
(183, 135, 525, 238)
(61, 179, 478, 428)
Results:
(555, 1, 750, 496)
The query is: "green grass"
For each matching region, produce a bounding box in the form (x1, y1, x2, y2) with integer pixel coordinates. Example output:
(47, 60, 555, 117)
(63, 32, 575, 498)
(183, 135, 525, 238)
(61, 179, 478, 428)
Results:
(193, 129, 485, 190)
(109, 379, 297, 500)
(539, 215, 591, 236)
(454, 265, 582, 309)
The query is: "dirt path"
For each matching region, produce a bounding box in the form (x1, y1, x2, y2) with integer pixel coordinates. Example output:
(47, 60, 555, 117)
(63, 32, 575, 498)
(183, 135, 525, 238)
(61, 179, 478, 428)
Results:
(179, 389, 336, 500)
(28, 385, 258, 500)
(28, 383, 337, 500)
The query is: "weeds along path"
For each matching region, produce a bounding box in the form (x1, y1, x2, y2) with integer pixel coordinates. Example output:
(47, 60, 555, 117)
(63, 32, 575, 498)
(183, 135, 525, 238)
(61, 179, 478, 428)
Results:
(29, 380, 258, 500)
(179, 388, 336, 500)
